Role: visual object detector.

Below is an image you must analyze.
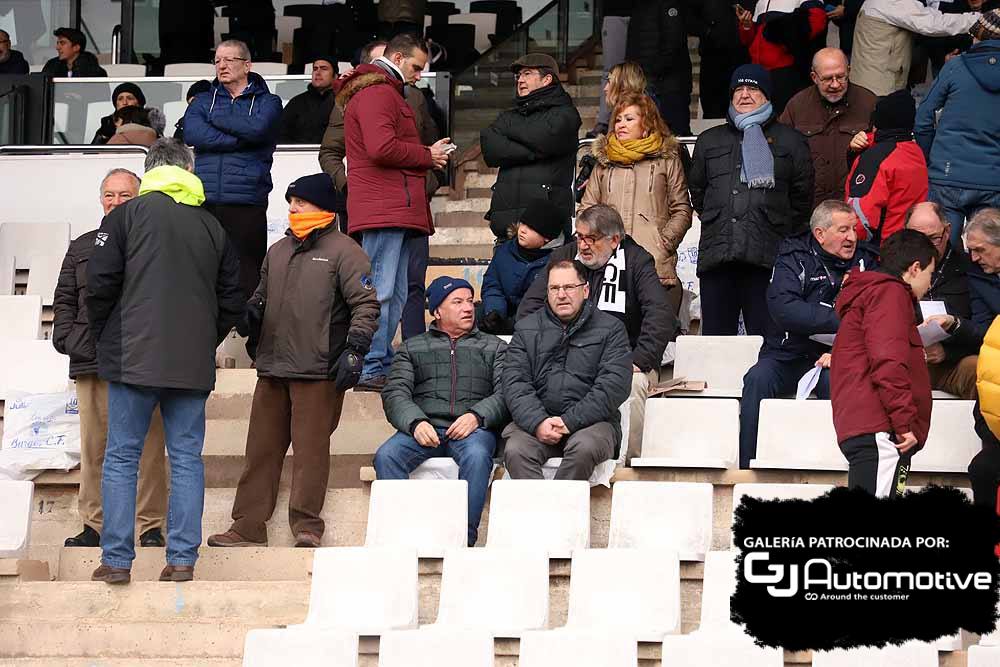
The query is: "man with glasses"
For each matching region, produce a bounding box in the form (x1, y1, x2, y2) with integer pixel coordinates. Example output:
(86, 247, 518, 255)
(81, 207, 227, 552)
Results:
(503, 259, 632, 480)
(183, 39, 282, 301)
(481, 53, 581, 244)
(0, 30, 28, 74)
(779, 48, 876, 205)
(517, 204, 675, 463)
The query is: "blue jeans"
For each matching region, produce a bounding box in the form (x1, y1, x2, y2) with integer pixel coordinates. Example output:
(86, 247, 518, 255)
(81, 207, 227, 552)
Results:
(102, 382, 209, 569)
(373, 426, 497, 546)
(929, 183, 1000, 248)
(738, 356, 830, 469)
(361, 229, 411, 380)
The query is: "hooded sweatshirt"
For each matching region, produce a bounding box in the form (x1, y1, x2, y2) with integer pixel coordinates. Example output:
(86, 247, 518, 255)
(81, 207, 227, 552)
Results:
(915, 39, 1000, 190)
(830, 269, 932, 447)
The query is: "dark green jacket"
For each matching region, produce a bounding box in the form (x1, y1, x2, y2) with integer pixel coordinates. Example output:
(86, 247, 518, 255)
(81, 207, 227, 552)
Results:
(382, 325, 509, 433)
(503, 301, 632, 454)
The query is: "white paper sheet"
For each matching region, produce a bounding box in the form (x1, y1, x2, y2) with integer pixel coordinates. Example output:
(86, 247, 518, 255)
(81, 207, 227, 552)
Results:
(919, 301, 948, 319)
(796, 365, 823, 400)
(918, 321, 951, 347)
(809, 334, 836, 347)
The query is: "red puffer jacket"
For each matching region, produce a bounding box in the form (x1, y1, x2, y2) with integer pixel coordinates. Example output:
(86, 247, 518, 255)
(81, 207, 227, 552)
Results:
(334, 63, 435, 236)
(830, 270, 932, 448)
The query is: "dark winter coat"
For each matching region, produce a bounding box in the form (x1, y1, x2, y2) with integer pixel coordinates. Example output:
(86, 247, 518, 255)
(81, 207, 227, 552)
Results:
(382, 326, 509, 433)
(481, 82, 582, 239)
(250, 224, 380, 380)
(949, 259, 1000, 353)
(688, 112, 815, 274)
(761, 232, 877, 363)
(0, 50, 29, 75)
(280, 84, 336, 144)
(86, 192, 244, 392)
(626, 0, 692, 94)
(516, 236, 676, 373)
(481, 239, 554, 320)
(831, 269, 932, 447)
(41, 51, 107, 77)
(183, 73, 283, 206)
(924, 245, 974, 362)
(52, 230, 100, 378)
(503, 301, 632, 455)
(687, 0, 747, 55)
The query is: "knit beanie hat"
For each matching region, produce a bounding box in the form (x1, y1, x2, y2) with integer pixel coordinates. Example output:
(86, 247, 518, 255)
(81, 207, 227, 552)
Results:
(285, 173, 344, 213)
(426, 276, 474, 314)
(111, 82, 146, 108)
(870, 89, 916, 132)
(518, 198, 565, 242)
(971, 9, 1000, 41)
(186, 79, 212, 102)
(730, 64, 773, 101)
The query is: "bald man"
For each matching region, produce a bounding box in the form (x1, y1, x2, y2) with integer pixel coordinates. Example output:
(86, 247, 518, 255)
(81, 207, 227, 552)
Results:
(779, 48, 877, 206)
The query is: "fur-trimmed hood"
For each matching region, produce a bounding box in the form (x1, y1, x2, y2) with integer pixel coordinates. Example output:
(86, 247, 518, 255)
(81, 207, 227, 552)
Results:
(590, 132, 680, 166)
(335, 63, 402, 110)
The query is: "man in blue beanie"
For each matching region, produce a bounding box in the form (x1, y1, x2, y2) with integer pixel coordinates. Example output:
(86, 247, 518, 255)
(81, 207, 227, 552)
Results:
(373, 276, 509, 546)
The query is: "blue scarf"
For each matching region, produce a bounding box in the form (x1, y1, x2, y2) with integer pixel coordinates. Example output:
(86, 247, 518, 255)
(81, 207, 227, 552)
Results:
(729, 102, 775, 189)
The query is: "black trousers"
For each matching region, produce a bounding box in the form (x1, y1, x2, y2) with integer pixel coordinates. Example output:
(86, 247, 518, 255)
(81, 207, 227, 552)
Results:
(698, 262, 772, 336)
(699, 49, 749, 119)
(650, 86, 692, 137)
(840, 432, 912, 498)
(205, 203, 267, 302)
(401, 233, 429, 340)
(970, 418, 1000, 510)
(769, 65, 807, 118)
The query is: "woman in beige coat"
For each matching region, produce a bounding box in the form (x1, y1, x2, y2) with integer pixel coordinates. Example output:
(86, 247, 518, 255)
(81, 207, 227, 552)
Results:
(581, 92, 692, 309)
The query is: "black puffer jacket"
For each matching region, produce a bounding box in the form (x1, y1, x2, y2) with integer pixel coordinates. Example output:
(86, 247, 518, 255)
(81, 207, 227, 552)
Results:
(52, 230, 99, 378)
(927, 246, 976, 362)
(382, 326, 509, 433)
(503, 301, 632, 455)
(688, 112, 814, 274)
(626, 0, 692, 94)
(481, 82, 582, 239)
(41, 51, 107, 77)
(280, 85, 336, 144)
(687, 0, 748, 54)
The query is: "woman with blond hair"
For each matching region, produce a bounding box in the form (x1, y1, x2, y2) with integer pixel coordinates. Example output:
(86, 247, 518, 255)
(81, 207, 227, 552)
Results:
(581, 92, 692, 311)
(589, 61, 662, 137)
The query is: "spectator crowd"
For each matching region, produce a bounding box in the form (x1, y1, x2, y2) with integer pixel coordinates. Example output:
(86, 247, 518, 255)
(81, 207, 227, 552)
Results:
(33, 2, 1000, 581)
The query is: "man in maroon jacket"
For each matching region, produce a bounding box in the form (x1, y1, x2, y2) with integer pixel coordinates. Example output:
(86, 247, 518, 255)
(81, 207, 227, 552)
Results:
(831, 229, 938, 497)
(333, 33, 453, 392)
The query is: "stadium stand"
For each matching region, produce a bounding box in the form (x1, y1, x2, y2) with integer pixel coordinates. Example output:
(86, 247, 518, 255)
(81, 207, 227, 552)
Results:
(607, 481, 713, 560)
(0, 295, 42, 341)
(811, 641, 940, 666)
(672, 335, 763, 397)
(0, 222, 70, 271)
(0, 481, 33, 559)
(364, 480, 467, 557)
(242, 627, 359, 667)
(751, 400, 849, 471)
(485, 479, 590, 557)
(518, 629, 639, 667)
(632, 398, 739, 468)
(377, 627, 494, 667)
(24, 254, 62, 307)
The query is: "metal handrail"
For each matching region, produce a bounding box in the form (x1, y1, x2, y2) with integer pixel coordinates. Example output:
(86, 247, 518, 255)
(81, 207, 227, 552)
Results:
(0, 145, 149, 155)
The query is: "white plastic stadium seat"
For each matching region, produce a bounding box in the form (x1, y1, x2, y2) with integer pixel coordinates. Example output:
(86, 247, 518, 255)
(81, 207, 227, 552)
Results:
(242, 627, 358, 667)
(433, 548, 549, 637)
(608, 481, 713, 560)
(164, 63, 217, 77)
(672, 335, 762, 397)
(662, 631, 783, 666)
(408, 457, 498, 482)
(254, 62, 289, 75)
(378, 627, 494, 667)
(699, 551, 741, 631)
(969, 646, 1000, 666)
(0, 341, 69, 400)
(365, 480, 467, 557)
(448, 13, 497, 52)
(911, 400, 979, 473)
(0, 222, 70, 270)
(84, 99, 115, 144)
(0, 481, 34, 559)
(276, 16, 302, 47)
(486, 479, 589, 557)
(751, 400, 847, 470)
(26, 255, 63, 306)
(301, 547, 417, 633)
(731, 483, 836, 532)
(0, 256, 13, 295)
(518, 629, 639, 667)
(0, 295, 42, 340)
(214, 17, 229, 46)
(811, 641, 939, 666)
(104, 64, 146, 77)
(633, 398, 739, 468)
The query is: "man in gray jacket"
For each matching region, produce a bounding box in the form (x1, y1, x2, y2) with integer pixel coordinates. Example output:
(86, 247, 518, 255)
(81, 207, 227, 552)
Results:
(503, 259, 632, 480)
(374, 276, 508, 546)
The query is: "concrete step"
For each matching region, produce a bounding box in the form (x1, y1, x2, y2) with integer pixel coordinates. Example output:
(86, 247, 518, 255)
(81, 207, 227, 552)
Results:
(1, 660, 240, 667)
(440, 197, 491, 214)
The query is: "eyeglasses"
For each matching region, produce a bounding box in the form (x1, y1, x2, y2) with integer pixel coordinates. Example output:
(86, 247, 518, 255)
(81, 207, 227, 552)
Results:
(573, 231, 606, 246)
(547, 282, 587, 295)
(214, 57, 248, 66)
(817, 74, 848, 85)
(515, 69, 540, 81)
(926, 232, 946, 244)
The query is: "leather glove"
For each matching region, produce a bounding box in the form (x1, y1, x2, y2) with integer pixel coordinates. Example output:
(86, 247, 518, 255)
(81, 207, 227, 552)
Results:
(334, 347, 364, 391)
(240, 296, 265, 361)
(481, 310, 504, 334)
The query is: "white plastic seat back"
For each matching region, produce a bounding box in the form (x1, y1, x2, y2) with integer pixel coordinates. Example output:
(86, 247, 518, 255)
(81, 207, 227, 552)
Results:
(699, 550, 741, 631)
(608, 481, 713, 560)
(254, 62, 289, 75)
(566, 548, 681, 641)
(104, 64, 147, 77)
(486, 479, 589, 557)
(662, 631, 783, 666)
(164, 63, 216, 77)
(0, 256, 13, 295)
(751, 400, 846, 470)
(242, 627, 358, 667)
(731, 483, 836, 535)
(276, 16, 302, 46)
(969, 646, 1000, 666)
(911, 400, 979, 473)
(408, 457, 497, 481)
(634, 398, 739, 467)
(448, 13, 497, 52)
(214, 17, 230, 45)
(304, 547, 418, 633)
(519, 629, 639, 667)
(811, 641, 939, 666)
(26, 255, 63, 306)
(365, 480, 467, 557)
(0, 481, 34, 559)
(0, 340, 69, 400)
(0, 222, 70, 271)
(673, 335, 762, 397)
(0, 295, 42, 340)
(435, 548, 549, 637)
(377, 627, 494, 667)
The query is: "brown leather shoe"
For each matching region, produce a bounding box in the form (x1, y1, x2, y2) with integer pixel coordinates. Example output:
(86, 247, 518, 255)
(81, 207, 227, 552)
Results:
(206, 529, 267, 547)
(91, 564, 131, 584)
(159, 565, 195, 582)
(294, 531, 322, 548)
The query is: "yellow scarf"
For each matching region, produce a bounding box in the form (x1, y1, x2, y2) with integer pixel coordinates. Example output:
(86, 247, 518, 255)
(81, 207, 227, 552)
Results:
(289, 211, 335, 240)
(605, 132, 664, 165)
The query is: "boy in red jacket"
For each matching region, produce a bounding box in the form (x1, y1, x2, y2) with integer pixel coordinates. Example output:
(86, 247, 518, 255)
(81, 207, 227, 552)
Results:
(831, 229, 938, 497)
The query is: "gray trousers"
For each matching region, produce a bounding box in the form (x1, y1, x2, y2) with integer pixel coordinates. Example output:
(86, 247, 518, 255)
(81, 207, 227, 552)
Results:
(502, 421, 616, 480)
(597, 16, 631, 128)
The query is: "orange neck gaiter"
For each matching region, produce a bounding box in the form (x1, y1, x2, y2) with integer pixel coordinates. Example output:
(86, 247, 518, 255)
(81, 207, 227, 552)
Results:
(289, 211, 335, 240)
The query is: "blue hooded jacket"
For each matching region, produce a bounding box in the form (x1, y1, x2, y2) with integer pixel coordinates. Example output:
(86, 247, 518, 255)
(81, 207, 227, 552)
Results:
(915, 40, 1000, 191)
(183, 72, 283, 206)
(481, 238, 557, 318)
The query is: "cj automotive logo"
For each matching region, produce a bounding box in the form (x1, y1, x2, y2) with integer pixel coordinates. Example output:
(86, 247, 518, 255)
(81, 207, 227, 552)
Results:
(743, 550, 993, 601)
